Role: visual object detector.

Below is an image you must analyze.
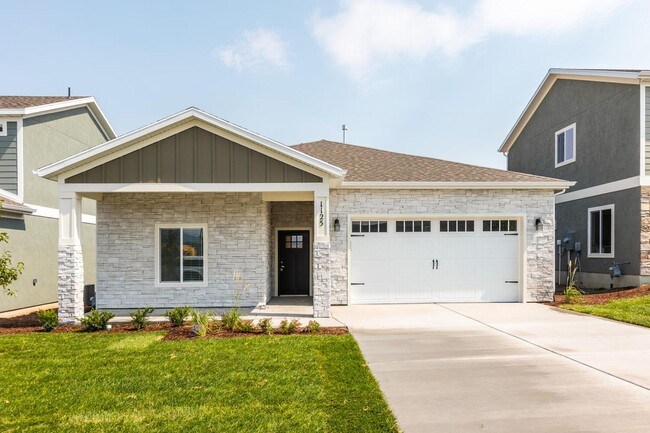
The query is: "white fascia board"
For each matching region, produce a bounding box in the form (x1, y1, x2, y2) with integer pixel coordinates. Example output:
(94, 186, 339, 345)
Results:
(338, 181, 575, 190)
(36, 107, 344, 180)
(59, 182, 326, 194)
(499, 69, 643, 154)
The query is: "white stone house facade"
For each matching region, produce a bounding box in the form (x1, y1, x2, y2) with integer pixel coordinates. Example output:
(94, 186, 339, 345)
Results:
(38, 108, 572, 323)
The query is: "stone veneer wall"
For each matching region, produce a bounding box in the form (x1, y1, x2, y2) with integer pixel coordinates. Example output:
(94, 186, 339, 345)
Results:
(58, 244, 85, 323)
(641, 187, 650, 275)
(96, 192, 271, 309)
(329, 189, 556, 304)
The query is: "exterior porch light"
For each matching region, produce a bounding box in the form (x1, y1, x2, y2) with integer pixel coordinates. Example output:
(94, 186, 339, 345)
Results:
(535, 217, 542, 231)
(334, 218, 341, 232)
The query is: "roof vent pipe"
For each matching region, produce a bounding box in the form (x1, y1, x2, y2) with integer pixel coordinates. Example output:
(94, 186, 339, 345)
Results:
(67, 87, 71, 98)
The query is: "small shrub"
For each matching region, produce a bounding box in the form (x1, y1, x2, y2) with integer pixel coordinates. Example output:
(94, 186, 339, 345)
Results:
(237, 319, 254, 333)
(257, 317, 274, 335)
(221, 307, 243, 332)
(36, 309, 58, 332)
(564, 259, 584, 304)
(279, 318, 301, 334)
(307, 320, 321, 334)
(79, 309, 115, 332)
(130, 306, 155, 330)
(190, 309, 214, 337)
(164, 306, 191, 327)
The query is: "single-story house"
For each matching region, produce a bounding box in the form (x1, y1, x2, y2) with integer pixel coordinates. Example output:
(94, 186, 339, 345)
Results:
(37, 108, 572, 323)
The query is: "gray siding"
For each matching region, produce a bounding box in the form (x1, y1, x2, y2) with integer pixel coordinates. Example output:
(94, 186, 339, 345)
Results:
(508, 79, 639, 192)
(0, 121, 18, 194)
(67, 127, 322, 184)
(555, 187, 640, 275)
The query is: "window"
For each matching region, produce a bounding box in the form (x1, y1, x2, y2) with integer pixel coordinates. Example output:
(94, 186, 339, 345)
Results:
(396, 220, 431, 233)
(555, 124, 576, 167)
(588, 205, 614, 257)
(0, 120, 6, 137)
(285, 234, 304, 249)
(440, 220, 474, 232)
(157, 225, 206, 284)
(352, 220, 388, 233)
(482, 219, 517, 232)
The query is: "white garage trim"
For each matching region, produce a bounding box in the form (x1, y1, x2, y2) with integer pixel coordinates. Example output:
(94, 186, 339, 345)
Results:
(346, 213, 527, 303)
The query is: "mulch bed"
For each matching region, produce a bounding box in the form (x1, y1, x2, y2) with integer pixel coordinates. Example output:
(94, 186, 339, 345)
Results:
(547, 284, 650, 306)
(0, 312, 348, 339)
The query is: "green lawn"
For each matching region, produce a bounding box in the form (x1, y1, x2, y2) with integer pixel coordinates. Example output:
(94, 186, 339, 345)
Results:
(0, 333, 399, 433)
(562, 295, 650, 328)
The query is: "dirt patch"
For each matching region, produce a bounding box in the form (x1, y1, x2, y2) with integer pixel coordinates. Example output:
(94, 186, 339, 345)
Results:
(162, 325, 348, 341)
(548, 284, 650, 306)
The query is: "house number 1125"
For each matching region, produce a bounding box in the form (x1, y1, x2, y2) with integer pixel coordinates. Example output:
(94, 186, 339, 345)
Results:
(319, 201, 324, 227)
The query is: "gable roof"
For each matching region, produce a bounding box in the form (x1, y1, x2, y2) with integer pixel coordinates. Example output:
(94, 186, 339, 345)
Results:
(37, 107, 345, 181)
(0, 194, 34, 216)
(0, 95, 116, 140)
(499, 68, 649, 154)
(293, 140, 571, 189)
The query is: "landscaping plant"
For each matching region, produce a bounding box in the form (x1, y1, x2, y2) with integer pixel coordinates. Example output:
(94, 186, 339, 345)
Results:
(0, 231, 23, 296)
(221, 307, 243, 332)
(279, 318, 301, 334)
(190, 309, 214, 337)
(79, 309, 115, 331)
(164, 306, 191, 327)
(130, 306, 155, 330)
(257, 317, 274, 335)
(564, 259, 584, 304)
(307, 320, 321, 334)
(36, 308, 59, 332)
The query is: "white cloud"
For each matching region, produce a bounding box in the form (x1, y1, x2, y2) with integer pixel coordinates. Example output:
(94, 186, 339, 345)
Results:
(216, 29, 289, 72)
(312, 0, 633, 80)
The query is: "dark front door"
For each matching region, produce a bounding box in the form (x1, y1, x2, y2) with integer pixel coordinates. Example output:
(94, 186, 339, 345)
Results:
(278, 230, 310, 295)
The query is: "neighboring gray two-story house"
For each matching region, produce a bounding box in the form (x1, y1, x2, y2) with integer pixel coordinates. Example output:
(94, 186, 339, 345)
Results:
(502, 69, 650, 287)
(0, 96, 114, 313)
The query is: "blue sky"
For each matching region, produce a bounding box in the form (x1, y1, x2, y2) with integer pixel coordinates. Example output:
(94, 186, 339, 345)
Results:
(3, 0, 649, 169)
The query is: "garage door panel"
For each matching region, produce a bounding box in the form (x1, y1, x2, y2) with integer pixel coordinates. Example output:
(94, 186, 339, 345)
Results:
(350, 218, 520, 303)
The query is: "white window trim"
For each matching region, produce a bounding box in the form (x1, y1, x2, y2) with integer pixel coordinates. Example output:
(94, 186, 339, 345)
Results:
(0, 119, 7, 137)
(587, 204, 615, 258)
(154, 223, 208, 288)
(555, 123, 576, 168)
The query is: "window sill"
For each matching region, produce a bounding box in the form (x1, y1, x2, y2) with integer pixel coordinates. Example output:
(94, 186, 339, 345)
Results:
(587, 253, 614, 259)
(555, 158, 576, 168)
(155, 282, 209, 289)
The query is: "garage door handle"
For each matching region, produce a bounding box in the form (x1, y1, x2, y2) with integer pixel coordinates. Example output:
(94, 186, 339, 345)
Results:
(351, 234, 365, 237)
(505, 280, 518, 283)
(504, 233, 518, 236)
(351, 282, 365, 285)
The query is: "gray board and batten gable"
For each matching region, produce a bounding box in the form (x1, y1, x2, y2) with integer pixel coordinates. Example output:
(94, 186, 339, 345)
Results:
(66, 126, 323, 184)
(0, 121, 18, 194)
(507, 79, 639, 192)
(646, 89, 650, 174)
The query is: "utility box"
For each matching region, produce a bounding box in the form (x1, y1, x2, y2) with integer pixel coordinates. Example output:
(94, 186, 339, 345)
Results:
(562, 231, 576, 251)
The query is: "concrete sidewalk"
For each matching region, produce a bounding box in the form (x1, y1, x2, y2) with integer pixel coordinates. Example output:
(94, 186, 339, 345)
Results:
(333, 304, 650, 433)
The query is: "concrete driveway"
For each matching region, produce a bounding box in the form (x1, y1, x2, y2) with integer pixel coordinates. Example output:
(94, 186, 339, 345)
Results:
(332, 303, 650, 433)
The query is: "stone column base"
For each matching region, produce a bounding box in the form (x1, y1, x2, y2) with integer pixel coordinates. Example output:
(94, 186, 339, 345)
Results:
(58, 244, 85, 324)
(313, 241, 331, 318)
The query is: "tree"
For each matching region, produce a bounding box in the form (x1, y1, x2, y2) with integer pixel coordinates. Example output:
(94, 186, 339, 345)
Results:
(0, 231, 23, 296)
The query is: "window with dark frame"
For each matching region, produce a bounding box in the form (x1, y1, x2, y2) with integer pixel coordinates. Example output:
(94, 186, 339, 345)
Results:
(439, 220, 475, 232)
(589, 206, 613, 256)
(159, 227, 204, 283)
(395, 220, 432, 233)
(351, 220, 388, 233)
(482, 220, 517, 232)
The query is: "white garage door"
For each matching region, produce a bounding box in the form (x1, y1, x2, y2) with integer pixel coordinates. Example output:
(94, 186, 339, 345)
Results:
(349, 218, 520, 303)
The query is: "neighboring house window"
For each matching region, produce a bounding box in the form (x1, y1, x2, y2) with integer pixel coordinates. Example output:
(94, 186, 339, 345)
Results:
(555, 124, 576, 167)
(588, 205, 614, 257)
(0, 120, 6, 136)
(156, 225, 206, 284)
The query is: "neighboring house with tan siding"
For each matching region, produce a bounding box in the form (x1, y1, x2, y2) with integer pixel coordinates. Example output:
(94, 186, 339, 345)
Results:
(0, 96, 115, 313)
(37, 107, 571, 323)
(502, 68, 650, 288)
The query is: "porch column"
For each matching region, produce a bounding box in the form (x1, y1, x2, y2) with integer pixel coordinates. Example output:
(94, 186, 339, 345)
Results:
(58, 192, 84, 324)
(313, 189, 331, 318)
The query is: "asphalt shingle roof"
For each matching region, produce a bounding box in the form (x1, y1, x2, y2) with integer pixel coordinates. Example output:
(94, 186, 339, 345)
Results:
(0, 96, 87, 109)
(292, 140, 564, 183)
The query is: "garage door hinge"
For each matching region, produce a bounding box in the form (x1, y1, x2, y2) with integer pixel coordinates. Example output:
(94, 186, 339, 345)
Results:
(505, 280, 519, 283)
